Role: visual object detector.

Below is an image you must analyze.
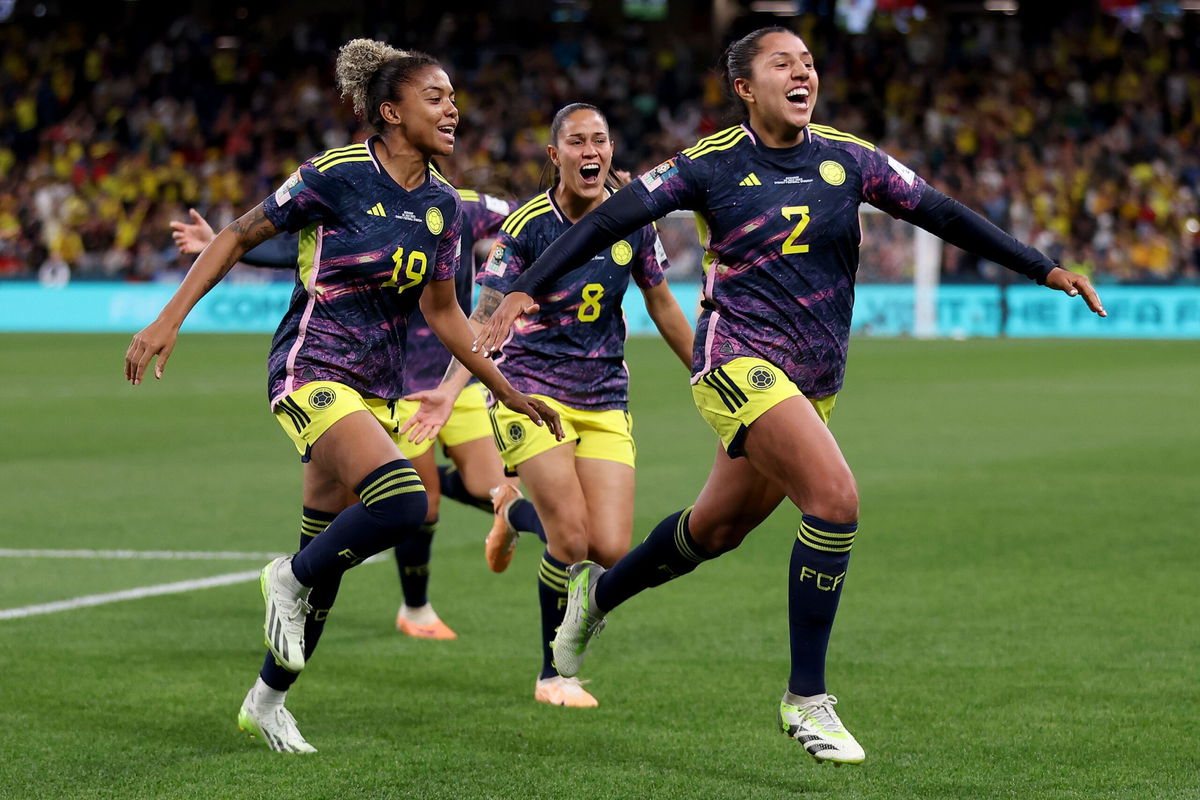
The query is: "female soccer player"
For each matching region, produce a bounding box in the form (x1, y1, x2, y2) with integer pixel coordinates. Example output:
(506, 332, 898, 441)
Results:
(436, 102, 693, 707)
(125, 39, 560, 753)
(168, 188, 539, 641)
(474, 28, 1106, 761)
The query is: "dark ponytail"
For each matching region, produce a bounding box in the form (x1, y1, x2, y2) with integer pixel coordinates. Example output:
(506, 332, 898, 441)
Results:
(720, 26, 790, 121)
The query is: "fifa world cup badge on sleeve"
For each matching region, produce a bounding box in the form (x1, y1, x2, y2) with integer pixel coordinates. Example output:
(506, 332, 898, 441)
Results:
(639, 159, 678, 192)
(486, 242, 508, 276)
(887, 155, 916, 186)
(274, 171, 303, 207)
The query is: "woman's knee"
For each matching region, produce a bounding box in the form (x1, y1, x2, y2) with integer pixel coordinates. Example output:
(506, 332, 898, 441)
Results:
(805, 478, 859, 525)
(546, 514, 590, 563)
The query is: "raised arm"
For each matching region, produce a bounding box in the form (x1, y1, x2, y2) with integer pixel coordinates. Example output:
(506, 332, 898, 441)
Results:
(474, 186, 660, 355)
(125, 204, 279, 384)
(900, 185, 1106, 316)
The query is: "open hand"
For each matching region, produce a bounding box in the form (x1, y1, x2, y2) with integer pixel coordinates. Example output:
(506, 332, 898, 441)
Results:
(125, 319, 179, 385)
(170, 209, 215, 255)
(472, 291, 540, 357)
(1045, 267, 1106, 317)
(398, 388, 454, 445)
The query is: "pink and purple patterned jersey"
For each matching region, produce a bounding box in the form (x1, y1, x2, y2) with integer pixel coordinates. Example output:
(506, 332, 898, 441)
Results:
(630, 123, 926, 398)
(261, 136, 462, 405)
(403, 190, 517, 394)
(478, 189, 668, 410)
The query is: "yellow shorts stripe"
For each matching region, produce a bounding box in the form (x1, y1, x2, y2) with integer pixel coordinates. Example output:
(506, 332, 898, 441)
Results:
(489, 395, 635, 471)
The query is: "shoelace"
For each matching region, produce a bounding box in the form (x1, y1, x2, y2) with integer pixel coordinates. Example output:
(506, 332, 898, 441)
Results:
(801, 694, 844, 733)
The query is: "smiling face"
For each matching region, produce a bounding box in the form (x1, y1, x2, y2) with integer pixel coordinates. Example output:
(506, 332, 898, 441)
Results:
(734, 31, 819, 138)
(390, 66, 458, 157)
(547, 108, 613, 204)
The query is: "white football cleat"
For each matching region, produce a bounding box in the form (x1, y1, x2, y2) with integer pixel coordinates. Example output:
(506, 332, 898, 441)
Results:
(779, 693, 865, 765)
(534, 675, 599, 708)
(260, 556, 311, 673)
(550, 560, 607, 678)
(237, 689, 317, 753)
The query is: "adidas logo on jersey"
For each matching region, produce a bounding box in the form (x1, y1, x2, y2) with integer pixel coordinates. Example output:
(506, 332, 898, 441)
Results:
(365, 203, 386, 217)
(738, 173, 762, 187)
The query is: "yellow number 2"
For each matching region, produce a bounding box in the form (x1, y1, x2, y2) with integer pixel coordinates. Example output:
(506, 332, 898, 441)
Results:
(781, 206, 811, 255)
(382, 246, 429, 294)
(577, 283, 605, 322)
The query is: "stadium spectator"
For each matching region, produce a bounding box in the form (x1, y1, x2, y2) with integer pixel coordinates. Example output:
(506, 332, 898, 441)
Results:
(1, 7, 1197, 283)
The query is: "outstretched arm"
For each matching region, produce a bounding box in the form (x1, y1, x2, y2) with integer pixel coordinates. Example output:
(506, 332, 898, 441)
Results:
(474, 187, 661, 355)
(901, 186, 1106, 316)
(125, 204, 279, 384)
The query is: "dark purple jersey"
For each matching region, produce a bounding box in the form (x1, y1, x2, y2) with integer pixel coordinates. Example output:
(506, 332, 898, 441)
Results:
(402, 189, 517, 394)
(630, 123, 926, 398)
(261, 137, 462, 405)
(478, 189, 668, 410)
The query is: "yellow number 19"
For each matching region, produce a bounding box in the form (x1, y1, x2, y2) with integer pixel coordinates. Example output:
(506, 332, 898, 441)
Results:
(383, 246, 428, 294)
(781, 206, 811, 255)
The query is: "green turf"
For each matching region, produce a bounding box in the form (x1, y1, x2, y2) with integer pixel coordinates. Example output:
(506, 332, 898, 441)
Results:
(1, 333, 1196, 799)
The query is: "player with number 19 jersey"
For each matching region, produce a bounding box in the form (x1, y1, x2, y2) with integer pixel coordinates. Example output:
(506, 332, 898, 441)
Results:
(631, 123, 926, 399)
(478, 189, 667, 411)
(262, 136, 463, 407)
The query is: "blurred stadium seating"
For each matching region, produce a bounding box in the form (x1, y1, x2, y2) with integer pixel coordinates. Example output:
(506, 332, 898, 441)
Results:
(0, 0, 1197, 285)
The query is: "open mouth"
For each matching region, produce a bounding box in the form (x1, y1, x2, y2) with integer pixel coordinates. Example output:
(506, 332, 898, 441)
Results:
(437, 124, 456, 138)
(579, 163, 602, 184)
(786, 87, 810, 110)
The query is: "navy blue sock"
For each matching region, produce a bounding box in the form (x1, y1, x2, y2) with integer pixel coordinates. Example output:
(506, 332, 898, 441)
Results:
(394, 519, 437, 608)
(437, 464, 493, 513)
(507, 497, 547, 543)
(261, 507, 340, 691)
(594, 507, 711, 612)
(537, 551, 569, 679)
(290, 460, 427, 586)
(787, 514, 857, 696)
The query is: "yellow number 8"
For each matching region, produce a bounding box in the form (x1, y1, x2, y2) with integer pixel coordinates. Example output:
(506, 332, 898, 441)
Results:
(578, 283, 604, 322)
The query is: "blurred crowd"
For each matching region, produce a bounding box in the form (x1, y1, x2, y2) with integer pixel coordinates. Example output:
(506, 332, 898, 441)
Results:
(0, 5, 1198, 284)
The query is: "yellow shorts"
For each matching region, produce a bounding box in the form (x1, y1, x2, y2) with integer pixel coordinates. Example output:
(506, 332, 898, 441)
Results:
(390, 383, 493, 460)
(273, 380, 408, 461)
(691, 357, 837, 458)
(488, 394, 635, 471)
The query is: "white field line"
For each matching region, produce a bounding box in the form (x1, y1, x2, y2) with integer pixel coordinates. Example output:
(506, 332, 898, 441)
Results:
(0, 548, 285, 560)
(0, 550, 387, 621)
(0, 570, 261, 620)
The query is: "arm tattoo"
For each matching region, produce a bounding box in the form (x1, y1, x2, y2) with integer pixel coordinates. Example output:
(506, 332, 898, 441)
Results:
(470, 286, 504, 324)
(229, 204, 278, 251)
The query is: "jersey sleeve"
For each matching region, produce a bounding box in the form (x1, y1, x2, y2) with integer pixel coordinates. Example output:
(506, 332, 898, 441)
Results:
(628, 153, 708, 217)
(433, 203, 464, 282)
(476, 229, 529, 294)
(467, 194, 518, 240)
(631, 223, 668, 290)
(262, 162, 339, 233)
(857, 146, 927, 218)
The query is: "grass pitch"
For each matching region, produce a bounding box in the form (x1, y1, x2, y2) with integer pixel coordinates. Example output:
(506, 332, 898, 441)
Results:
(0, 333, 1196, 799)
